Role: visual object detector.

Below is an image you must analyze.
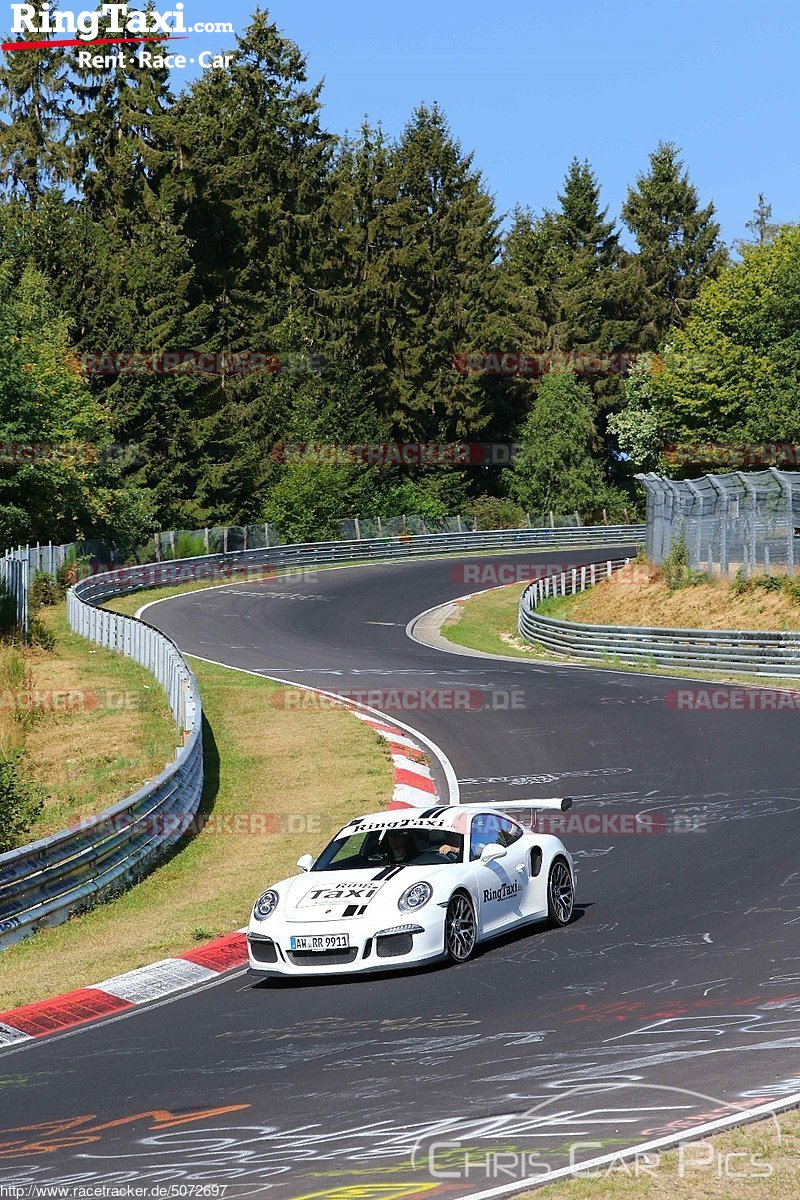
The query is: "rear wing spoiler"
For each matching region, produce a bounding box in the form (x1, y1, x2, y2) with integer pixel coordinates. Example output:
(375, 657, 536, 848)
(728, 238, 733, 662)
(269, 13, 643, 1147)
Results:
(516, 797, 572, 812)
(459, 797, 574, 812)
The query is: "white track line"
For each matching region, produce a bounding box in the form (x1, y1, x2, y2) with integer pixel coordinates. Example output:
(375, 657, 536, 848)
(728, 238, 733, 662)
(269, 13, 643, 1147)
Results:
(457, 1088, 800, 1200)
(185, 653, 459, 806)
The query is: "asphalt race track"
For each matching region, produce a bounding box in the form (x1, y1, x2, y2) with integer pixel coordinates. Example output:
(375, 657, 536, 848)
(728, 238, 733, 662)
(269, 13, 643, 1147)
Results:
(3, 546, 800, 1197)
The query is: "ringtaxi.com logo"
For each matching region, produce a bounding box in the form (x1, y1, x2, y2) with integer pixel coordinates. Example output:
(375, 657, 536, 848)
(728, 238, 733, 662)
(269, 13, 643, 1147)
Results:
(4, 5, 234, 71)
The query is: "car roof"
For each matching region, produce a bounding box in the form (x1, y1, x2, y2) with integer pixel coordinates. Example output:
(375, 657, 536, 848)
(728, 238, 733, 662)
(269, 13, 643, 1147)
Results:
(338, 805, 518, 837)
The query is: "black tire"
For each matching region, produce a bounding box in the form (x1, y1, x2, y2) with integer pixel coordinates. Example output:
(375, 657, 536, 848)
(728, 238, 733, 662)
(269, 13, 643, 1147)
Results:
(445, 892, 478, 963)
(546, 857, 574, 928)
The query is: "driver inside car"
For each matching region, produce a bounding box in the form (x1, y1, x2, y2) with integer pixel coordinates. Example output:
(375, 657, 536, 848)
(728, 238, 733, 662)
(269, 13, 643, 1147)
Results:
(385, 829, 419, 863)
(382, 829, 460, 863)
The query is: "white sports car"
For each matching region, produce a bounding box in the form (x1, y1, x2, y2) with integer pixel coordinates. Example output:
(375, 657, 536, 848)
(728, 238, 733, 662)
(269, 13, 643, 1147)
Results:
(246, 802, 576, 977)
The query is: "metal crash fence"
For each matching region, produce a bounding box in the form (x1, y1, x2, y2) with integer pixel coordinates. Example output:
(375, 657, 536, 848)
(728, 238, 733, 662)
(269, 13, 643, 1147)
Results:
(0, 549, 28, 636)
(155, 509, 636, 556)
(638, 470, 800, 577)
(75, 524, 645, 607)
(519, 558, 800, 675)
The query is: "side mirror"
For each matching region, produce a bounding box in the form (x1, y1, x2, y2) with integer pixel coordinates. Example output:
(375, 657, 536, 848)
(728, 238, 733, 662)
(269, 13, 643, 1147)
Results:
(480, 842, 507, 864)
(296, 853, 314, 873)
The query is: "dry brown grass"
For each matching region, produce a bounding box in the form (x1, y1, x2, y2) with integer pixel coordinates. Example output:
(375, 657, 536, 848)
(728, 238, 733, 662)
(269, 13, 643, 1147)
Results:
(0, 606, 177, 839)
(0, 606, 175, 839)
(531, 1109, 800, 1200)
(442, 578, 800, 694)
(564, 563, 800, 631)
(0, 658, 393, 1008)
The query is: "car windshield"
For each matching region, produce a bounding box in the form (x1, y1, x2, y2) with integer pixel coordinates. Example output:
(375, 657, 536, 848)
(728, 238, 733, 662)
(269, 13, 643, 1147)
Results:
(312, 827, 464, 871)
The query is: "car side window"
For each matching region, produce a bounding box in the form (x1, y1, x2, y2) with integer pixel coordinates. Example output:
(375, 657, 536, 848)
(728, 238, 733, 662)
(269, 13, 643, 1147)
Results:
(470, 813, 502, 860)
(496, 817, 523, 847)
(470, 814, 524, 859)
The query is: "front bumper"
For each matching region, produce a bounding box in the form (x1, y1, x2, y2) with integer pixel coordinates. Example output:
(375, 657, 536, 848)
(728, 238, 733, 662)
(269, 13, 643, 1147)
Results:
(247, 916, 446, 976)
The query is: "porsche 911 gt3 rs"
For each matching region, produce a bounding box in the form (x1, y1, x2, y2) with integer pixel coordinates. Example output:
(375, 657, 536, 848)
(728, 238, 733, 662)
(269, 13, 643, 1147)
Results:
(246, 802, 575, 977)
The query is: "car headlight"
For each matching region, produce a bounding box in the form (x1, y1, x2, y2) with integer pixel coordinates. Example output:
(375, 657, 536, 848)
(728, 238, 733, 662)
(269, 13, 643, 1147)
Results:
(398, 881, 432, 912)
(253, 889, 280, 920)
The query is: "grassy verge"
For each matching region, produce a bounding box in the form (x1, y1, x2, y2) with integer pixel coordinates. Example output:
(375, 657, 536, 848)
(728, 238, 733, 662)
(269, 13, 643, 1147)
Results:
(1, 605, 176, 841)
(532, 1108, 800, 1199)
(441, 581, 800, 690)
(0, 658, 393, 1009)
(441, 583, 532, 658)
(561, 562, 800, 631)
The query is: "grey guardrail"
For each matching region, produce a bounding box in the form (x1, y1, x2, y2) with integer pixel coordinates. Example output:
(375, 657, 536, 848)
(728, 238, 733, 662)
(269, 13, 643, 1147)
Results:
(73, 524, 645, 606)
(0, 586, 202, 950)
(519, 559, 800, 675)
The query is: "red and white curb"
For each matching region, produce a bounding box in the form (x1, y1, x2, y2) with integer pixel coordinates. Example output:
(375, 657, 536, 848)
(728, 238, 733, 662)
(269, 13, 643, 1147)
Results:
(0, 707, 443, 1048)
(0, 930, 248, 1047)
(347, 708, 438, 808)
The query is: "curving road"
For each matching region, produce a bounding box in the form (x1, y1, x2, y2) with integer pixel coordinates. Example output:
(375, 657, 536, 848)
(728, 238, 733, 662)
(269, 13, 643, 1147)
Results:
(3, 546, 800, 1196)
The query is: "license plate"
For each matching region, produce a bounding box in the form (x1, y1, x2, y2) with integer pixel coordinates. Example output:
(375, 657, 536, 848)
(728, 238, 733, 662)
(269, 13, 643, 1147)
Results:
(290, 934, 350, 952)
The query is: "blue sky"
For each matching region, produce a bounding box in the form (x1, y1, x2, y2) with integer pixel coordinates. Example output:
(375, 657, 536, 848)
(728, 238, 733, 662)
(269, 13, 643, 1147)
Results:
(160, 1, 800, 245)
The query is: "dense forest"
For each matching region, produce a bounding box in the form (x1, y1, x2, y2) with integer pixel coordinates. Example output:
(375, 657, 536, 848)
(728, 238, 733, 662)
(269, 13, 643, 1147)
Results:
(0, 8, 797, 551)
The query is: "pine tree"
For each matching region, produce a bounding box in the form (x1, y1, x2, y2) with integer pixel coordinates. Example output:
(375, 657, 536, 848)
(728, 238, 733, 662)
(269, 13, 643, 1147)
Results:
(175, 9, 334, 346)
(98, 216, 212, 529)
(0, 41, 70, 205)
(505, 372, 611, 519)
(318, 121, 397, 406)
(503, 160, 628, 357)
(502, 205, 565, 349)
(162, 11, 337, 521)
(502, 160, 635, 488)
(0, 180, 212, 530)
(621, 142, 726, 347)
(550, 159, 621, 351)
(744, 193, 779, 247)
(68, 23, 176, 231)
(378, 102, 508, 441)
